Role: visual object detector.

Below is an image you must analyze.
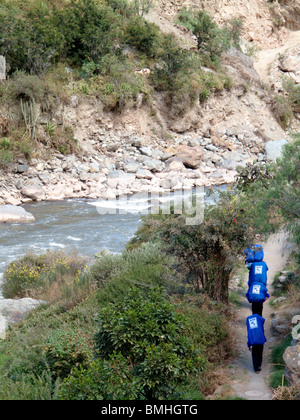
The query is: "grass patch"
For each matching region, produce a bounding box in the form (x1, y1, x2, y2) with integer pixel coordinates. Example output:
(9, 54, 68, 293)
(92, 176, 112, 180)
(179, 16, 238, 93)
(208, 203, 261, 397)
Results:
(269, 334, 292, 389)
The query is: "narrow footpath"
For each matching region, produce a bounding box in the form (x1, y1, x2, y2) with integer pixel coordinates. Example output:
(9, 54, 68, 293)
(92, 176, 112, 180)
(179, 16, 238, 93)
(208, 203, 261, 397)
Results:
(229, 232, 291, 400)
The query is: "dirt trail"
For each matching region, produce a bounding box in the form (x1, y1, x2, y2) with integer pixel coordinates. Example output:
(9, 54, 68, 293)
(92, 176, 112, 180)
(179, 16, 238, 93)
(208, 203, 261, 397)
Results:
(253, 30, 300, 85)
(229, 232, 291, 400)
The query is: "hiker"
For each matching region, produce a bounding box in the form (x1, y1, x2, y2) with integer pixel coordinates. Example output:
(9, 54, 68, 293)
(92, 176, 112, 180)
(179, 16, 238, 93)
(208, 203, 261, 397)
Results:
(246, 282, 270, 316)
(247, 260, 269, 287)
(247, 314, 267, 373)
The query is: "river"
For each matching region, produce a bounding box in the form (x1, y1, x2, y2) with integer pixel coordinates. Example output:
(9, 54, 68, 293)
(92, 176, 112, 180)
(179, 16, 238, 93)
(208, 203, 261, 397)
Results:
(0, 198, 142, 296)
(0, 186, 225, 298)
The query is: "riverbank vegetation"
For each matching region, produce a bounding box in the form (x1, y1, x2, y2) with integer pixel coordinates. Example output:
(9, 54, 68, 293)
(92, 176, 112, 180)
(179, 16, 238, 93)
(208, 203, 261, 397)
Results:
(0, 137, 299, 399)
(0, 243, 233, 400)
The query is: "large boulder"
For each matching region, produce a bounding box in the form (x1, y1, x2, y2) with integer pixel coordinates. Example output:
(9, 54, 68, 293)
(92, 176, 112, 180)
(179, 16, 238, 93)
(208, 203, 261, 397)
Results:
(265, 139, 288, 161)
(0, 315, 7, 339)
(283, 342, 300, 387)
(174, 145, 204, 169)
(21, 185, 46, 201)
(0, 298, 45, 338)
(106, 170, 136, 189)
(0, 205, 35, 223)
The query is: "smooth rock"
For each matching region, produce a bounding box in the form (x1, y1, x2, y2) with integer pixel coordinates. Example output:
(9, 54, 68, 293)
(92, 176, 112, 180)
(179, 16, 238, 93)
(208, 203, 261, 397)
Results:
(0, 205, 35, 223)
(265, 139, 288, 161)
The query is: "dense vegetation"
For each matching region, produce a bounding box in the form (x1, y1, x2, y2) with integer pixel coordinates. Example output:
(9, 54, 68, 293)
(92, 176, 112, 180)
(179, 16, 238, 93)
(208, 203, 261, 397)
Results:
(0, 243, 232, 400)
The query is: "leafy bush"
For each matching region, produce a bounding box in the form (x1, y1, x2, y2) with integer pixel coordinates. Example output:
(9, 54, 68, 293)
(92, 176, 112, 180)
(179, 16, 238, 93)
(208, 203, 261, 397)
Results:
(44, 328, 93, 379)
(131, 191, 258, 303)
(0, 137, 13, 164)
(281, 75, 300, 111)
(0, 1, 64, 74)
(60, 287, 206, 400)
(124, 15, 161, 57)
(176, 8, 241, 66)
(181, 304, 231, 362)
(89, 252, 128, 287)
(57, 353, 140, 400)
(54, 0, 121, 66)
(7, 72, 46, 103)
(272, 95, 294, 129)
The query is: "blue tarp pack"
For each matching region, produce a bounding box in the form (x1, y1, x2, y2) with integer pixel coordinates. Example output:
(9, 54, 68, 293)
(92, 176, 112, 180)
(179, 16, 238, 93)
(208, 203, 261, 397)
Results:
(244, 244, 264, 263)
(247, 314, 267, 347)
(246, 282, 270, 303)
(248, 261, 269, 286)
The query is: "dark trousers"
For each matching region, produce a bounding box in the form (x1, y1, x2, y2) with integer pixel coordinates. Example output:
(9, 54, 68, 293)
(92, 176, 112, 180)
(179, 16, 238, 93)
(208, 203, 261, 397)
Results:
(251, 344, 264, 372)
(252, 302, 263, 316)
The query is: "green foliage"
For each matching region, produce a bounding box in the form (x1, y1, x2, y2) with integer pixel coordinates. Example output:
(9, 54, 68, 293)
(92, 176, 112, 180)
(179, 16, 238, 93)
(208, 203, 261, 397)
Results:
(96, 54, 148, 110)
(273, 75, 300, 128)
(272, 95, 294, 129)
(133, 191, 257, 303)
(44, 328, 93, 379)
(124, 15, 161, 57)
(57, 354, 140, 400)
(0, 235, 231, 400)
(176, 8, 242, 66)
(54, 0, 121, 66)
(270, 334, 292, 388)
(0, 126, 34, 164)
(7, 71, 45, 103)
(281, 75, 300, 111)
(131, 0, 154, 17)
(180, 302, 231, 362)
(0, 1, 65, 74)
(0, 0, 232, 119)
(0, 137, 13, 163)
(58, 286, 217, 401)
(92, 287, 206, 400)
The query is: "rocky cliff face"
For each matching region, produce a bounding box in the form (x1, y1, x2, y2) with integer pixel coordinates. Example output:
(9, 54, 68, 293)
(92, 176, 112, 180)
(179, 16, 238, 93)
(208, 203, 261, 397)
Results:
(148, 0, 293, 47)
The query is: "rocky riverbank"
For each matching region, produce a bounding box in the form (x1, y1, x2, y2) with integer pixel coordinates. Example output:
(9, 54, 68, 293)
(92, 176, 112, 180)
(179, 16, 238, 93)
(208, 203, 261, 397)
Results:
(0, 128, 288, 209)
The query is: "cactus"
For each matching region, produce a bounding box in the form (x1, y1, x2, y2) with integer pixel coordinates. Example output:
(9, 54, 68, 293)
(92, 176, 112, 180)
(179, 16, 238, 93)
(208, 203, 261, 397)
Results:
(20, 98, 38, 141)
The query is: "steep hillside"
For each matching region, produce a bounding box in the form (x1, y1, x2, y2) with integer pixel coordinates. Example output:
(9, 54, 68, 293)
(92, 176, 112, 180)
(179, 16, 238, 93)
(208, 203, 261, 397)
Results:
(147, 0, 291, 48)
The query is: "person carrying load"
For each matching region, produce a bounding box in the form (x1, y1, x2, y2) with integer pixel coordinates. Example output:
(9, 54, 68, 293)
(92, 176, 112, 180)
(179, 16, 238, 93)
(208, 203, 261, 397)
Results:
(244, 244, 270, 315)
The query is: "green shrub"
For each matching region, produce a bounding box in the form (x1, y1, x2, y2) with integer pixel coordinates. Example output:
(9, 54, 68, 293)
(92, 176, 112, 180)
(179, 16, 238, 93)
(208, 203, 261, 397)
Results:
(176, 8, 240, 65)
(0, 149, 13, 164)
(57, 353, 140, 400)
(272, 95, 294, 129)
(91, 242, 172, 308)
(7, 72, 45, 104)
(124, 15, 160, 57)
(54, 0, 121, 66)
(0, 2, 64, 74)
(180, 302, 232, 362)
(60, 287, 206, 400)
(44, 328, 94, 379)
(281, 75, 300, 111)
(97, 54, 148, 110)
(89, 252, 128, 287)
